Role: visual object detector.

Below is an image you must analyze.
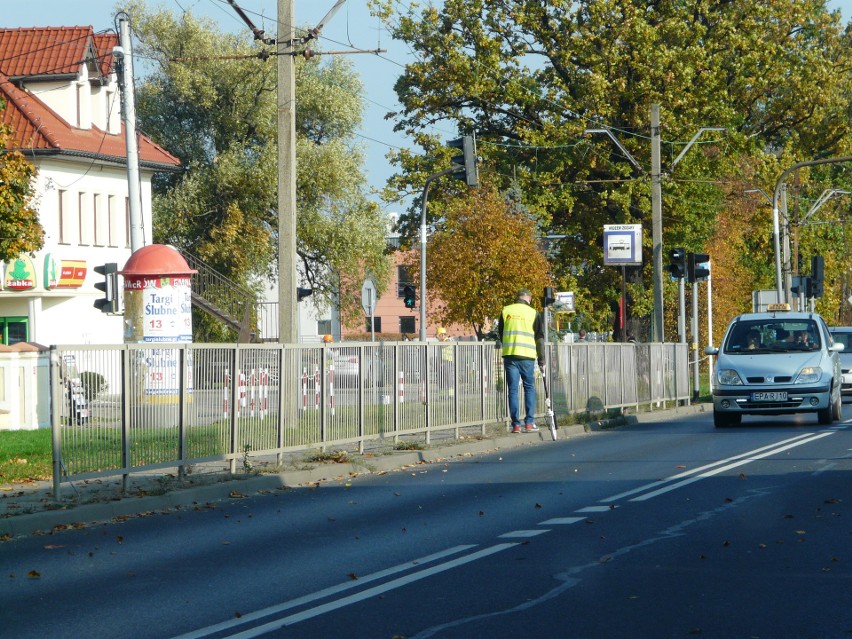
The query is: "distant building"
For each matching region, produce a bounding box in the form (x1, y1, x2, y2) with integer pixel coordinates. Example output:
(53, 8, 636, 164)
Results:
(0, 27, 180, 346)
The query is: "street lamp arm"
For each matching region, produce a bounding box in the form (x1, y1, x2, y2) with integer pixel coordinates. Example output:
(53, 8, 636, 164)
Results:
(669, 127, 726, 171)
(772, 155, 852, 302)
(419, 167, 455, 341)
(584, 128, 644, 173)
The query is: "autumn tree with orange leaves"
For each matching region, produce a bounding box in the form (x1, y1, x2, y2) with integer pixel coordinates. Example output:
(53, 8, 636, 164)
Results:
(414, 181, 552, 340)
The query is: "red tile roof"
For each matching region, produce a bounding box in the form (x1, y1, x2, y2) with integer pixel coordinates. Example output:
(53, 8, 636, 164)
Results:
(0, 27, 102, 78)
(0, 27, 179, 170)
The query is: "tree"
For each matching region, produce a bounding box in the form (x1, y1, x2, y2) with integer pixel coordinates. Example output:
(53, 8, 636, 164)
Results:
(416, 180, 551, 339)
(0, 103, 42, 262)
(126, 3, 390, 338)
(372, 0, 852, 337)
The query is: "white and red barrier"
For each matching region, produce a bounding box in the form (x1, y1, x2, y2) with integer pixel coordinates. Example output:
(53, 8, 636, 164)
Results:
(223, 368, 269, 418)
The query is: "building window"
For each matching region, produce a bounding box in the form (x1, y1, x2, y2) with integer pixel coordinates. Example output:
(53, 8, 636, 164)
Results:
(1, 317, 28, 345)
(397, 265, 414, 297)
(366, 317, 382, 333)
(125, 197, 131, 247)
(78, 192, 90, 245)
(317, 319, 332, 335)
(58, 189, 69, 244)
(93, 194, 103, 246)
(399, 316, 416, 334)
(108, 195, 118, 247)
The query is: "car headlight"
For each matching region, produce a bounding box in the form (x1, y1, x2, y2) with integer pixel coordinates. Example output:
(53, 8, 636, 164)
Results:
(795, 367, 822, 384)
(717, 369, 744, 385)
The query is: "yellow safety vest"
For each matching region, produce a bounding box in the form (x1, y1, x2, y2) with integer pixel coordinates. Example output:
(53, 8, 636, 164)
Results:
(501, 302, 538, 359)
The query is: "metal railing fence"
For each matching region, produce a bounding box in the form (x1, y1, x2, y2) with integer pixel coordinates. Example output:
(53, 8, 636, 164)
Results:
(50, 341, 689, 497)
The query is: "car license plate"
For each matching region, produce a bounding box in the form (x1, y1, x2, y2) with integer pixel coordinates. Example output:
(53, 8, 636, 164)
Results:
(751, 391, 787, 402)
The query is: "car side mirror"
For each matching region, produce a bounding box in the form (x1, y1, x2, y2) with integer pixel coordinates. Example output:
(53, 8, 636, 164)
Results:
(829, 343, 844, 352)
(704, 346, 719, 356)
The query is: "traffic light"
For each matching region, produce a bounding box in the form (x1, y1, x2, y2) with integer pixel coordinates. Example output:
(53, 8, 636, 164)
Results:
(447, 135, 479, 187)
(542, 286, 555, 307)
(791, 275, 810, 297)
(297, 287, 313, 302)
(93, 262, 119, 314)
(811, 255, 824, 298)
(687, 252, 710, 283)
(403, 285, 416, 309)
(667, 248, 686, 279)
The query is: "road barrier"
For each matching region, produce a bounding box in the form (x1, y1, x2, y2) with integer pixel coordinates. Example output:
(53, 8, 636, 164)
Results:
(48, 341, 689, 498)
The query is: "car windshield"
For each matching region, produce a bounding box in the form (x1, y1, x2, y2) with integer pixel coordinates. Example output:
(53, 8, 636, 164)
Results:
(723, 319, 820, 353)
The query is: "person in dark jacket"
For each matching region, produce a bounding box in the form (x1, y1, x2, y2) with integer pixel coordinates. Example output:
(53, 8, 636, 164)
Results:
(497, 288, 545, 433)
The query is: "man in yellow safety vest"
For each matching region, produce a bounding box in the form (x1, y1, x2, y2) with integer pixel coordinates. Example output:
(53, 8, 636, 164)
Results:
(498, 288, 545, 433)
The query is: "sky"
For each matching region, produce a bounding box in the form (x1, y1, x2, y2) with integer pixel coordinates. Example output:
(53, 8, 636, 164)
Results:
(3, 0, 852, 215)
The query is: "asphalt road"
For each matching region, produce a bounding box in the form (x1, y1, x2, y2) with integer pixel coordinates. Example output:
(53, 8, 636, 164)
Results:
(2, 411, 850, 639)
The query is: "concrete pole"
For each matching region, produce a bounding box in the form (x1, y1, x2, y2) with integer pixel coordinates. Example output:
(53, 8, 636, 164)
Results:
(277, 0, 298, 343)
(650, 104, 664, 342)
(117, 16, 144, 252)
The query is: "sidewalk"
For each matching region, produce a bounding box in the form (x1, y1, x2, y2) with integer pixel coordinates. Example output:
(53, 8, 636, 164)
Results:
(0, 404, 706, 540)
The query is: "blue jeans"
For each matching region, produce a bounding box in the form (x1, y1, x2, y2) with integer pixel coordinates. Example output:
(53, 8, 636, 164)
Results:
(504, 357, 536, 426)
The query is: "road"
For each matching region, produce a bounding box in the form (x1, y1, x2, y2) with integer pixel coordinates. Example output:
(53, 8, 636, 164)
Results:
(1, 411, 850, 639)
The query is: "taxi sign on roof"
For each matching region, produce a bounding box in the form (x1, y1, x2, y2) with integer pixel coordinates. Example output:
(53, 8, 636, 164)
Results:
(766, 303, 791, 312)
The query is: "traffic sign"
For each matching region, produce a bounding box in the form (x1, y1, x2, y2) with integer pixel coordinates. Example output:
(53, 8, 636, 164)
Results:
(361, 278, 377, 316)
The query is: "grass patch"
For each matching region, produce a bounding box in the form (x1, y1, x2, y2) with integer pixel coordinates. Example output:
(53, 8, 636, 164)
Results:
(393, 441, 424, 451)
(305, 450, 350, 464)
(0, 430, 53, 483)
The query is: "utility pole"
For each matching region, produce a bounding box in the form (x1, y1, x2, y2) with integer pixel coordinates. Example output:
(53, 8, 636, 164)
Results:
(115, 14, 145, 252)
(650, 104, 663, 342)
(277, 0, 298, 343)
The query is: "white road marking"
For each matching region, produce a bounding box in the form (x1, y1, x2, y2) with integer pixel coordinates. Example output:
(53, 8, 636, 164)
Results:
(226, 543, 520, 638)
(630, 431, 835, 502)
(170, 545, 477, 639)
(538, 517, 585, 525)
(600, 432, 818, 503)
(500, 529, 550, 538)
(575, 505, 613, 513)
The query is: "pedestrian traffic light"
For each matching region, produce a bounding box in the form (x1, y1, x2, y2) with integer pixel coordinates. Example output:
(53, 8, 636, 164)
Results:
(403, 285, 416, 309)
(93, 262, 119, 314)
(447, 135, 479, 187)
(297, 287, 313, 302)
(811, 255, 824, 298)
(687, 252, 710, 283)
(667, 248, 686, 279)
(542, 286, 555, 307)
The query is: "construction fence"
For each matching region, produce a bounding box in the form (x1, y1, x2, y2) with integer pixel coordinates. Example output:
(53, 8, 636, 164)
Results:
(50, 341, 689, 496)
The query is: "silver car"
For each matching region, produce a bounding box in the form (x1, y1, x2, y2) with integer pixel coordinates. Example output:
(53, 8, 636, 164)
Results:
(705, 307, 843, 428)
(828, 326, 852, 400)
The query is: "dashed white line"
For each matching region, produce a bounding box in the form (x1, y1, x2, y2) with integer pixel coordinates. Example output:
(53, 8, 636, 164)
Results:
(500, 529, 550, 538)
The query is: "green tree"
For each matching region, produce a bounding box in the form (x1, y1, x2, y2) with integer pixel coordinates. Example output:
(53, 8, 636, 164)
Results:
(372, 0, 852, 338)
(126, 3, 390, 338)
(0, 104, 42, 262)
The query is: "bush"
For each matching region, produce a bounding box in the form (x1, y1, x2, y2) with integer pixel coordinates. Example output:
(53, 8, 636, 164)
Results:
(79, 371, 107, 400)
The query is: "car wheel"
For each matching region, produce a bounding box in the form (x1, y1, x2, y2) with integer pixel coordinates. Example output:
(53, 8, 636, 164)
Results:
(832, 391, 842, 422)
(817, 405, 833, 425)
(714, 410, 741, 428)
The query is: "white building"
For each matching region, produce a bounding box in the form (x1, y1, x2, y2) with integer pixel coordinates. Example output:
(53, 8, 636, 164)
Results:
(0, 27, 180, 347)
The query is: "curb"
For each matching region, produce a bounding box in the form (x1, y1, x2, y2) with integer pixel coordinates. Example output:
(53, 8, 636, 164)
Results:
(0, 425, 588, 539)
(0, 407, 705, 539)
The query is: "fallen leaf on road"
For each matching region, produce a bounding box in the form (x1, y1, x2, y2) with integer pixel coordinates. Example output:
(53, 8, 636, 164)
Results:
(347, 572, 358, 580)
(535, 503, 542, 509)
(27, 570, 40, 578)
(229, 491, 246, 499)
(738, 473, 747, 480)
